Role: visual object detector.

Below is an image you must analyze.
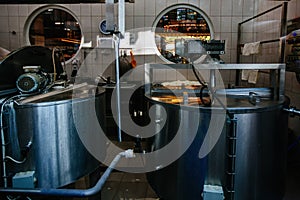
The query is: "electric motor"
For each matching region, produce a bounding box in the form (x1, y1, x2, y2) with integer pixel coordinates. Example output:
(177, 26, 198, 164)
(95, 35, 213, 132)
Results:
(16, 66, 49, 94)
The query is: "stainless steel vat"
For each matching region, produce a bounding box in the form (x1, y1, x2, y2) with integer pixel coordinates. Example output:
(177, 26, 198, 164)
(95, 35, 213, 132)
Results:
(146, 96, 288, 200)
(4, 85, 105, 188)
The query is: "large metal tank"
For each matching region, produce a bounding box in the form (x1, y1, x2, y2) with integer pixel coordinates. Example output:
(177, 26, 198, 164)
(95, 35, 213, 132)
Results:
(146, 94, 288, 200)
(2, 85, 105, 188)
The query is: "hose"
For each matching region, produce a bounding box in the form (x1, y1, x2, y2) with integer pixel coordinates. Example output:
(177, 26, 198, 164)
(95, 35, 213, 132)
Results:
(191, 63, 231, 116)
(191, 64, 211, 106)
(0, 149, 134, 197)
(51, 48, 57, 82)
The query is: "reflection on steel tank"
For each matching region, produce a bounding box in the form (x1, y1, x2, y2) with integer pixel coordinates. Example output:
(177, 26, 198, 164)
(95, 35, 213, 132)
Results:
(2, 84, 105, 188)
(146, 94, 288, 200)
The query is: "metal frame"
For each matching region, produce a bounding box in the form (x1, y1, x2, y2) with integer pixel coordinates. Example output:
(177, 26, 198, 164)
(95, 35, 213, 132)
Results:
(236, 2, 287, 63)
(145, 63, 286, 101)
(236, 2, 288, 86)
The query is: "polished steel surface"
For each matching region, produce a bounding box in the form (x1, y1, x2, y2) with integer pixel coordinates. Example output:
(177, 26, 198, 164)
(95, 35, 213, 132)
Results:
(146, 96, 288, 200)
(232, 108, 288, 200)
(146, 103, 207, 200)
(6, 85, 105, 188)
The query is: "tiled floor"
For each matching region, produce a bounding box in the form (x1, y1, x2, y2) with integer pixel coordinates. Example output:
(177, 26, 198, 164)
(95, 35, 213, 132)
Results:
(101, 172, 158, 200)
(100, 134, 300, 200)
(101, 164, 300, 200)
(4, 138, 299, 200)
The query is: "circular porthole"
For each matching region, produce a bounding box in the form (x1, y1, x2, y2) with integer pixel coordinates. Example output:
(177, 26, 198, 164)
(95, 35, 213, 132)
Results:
(25, 5, 83, 63)
(153, 4, 214, 63)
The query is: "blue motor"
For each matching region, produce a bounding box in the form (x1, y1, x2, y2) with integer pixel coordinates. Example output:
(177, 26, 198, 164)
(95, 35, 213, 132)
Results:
(16, 66, 50, 94)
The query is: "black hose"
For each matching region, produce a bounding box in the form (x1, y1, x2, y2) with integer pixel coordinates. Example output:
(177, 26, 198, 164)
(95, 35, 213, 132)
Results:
(199, 85, 211, 106)
(191, 64, 211, 106)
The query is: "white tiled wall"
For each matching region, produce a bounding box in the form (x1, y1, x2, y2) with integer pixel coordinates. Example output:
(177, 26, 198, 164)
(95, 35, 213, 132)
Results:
(0, 0, 260, 60)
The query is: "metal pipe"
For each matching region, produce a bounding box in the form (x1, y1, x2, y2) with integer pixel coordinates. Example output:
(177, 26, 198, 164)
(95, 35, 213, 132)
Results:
(105, 0, 115, 33)
(118, 0, 125, 37)
(279, 2, 288, 63)
(113, 34, 122, 142)
(283, 107, 300, 117)
(239, 4, 283, 25)
(0, 150, 134, 197)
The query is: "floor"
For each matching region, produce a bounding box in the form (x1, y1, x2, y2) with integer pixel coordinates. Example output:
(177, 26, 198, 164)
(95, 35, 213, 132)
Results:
(101, 172, 158, 200)
(100, 133, 300, 200)
(2, 136, 299, 200)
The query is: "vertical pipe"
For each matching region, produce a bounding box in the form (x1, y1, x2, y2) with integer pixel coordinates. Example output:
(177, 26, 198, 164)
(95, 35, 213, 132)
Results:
(118, 0, 125, 37)
(113, 34, 122, 142)
(105, 0, 115, 33)
(236, 23, 242, 86)
(279, 67, 286, 101)
(279, 2, 288, 63)
(236, 23, 242, 64)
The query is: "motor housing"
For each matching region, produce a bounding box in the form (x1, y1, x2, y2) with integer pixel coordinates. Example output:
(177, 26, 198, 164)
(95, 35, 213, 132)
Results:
(16, 66, 49, 94)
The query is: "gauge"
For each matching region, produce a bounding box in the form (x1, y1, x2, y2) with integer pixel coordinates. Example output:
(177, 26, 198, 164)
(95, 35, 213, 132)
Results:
(99, 19, 111, 35)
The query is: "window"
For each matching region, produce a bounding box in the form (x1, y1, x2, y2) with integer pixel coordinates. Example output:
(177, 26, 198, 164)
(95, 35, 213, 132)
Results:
(153, 5, 214, 63)
(26, 6, 83, 63)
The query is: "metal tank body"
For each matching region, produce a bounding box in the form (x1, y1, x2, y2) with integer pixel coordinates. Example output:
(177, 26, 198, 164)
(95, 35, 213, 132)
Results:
(231, 107, 288, 200)
(3, 85, 105, 189)
(146, 103, 208, 200)
(146, 96, 288, 200)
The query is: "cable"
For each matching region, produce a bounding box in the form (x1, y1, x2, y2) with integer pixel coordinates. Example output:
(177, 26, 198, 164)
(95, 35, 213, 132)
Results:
(51, 48, 57, 82)
(199, 85, 211, 106)
(191, 64, 211, 106)
(191, 63, 231, 116)
(191, 64, 206, 86)
(4, 156, 26, 164)
(1, 96, 20, 187)
(0, 94, 32, 187)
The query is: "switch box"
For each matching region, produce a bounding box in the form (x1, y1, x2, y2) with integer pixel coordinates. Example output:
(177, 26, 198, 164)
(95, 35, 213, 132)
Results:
(203, 185, 224, 200)
(12, 171, 36, 189)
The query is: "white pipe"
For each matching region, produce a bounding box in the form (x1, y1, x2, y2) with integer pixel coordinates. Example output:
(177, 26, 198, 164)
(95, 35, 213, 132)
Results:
(113, 34, 122, 142)
(0, 149, 135, 197)
(118, 0, 125, 37)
